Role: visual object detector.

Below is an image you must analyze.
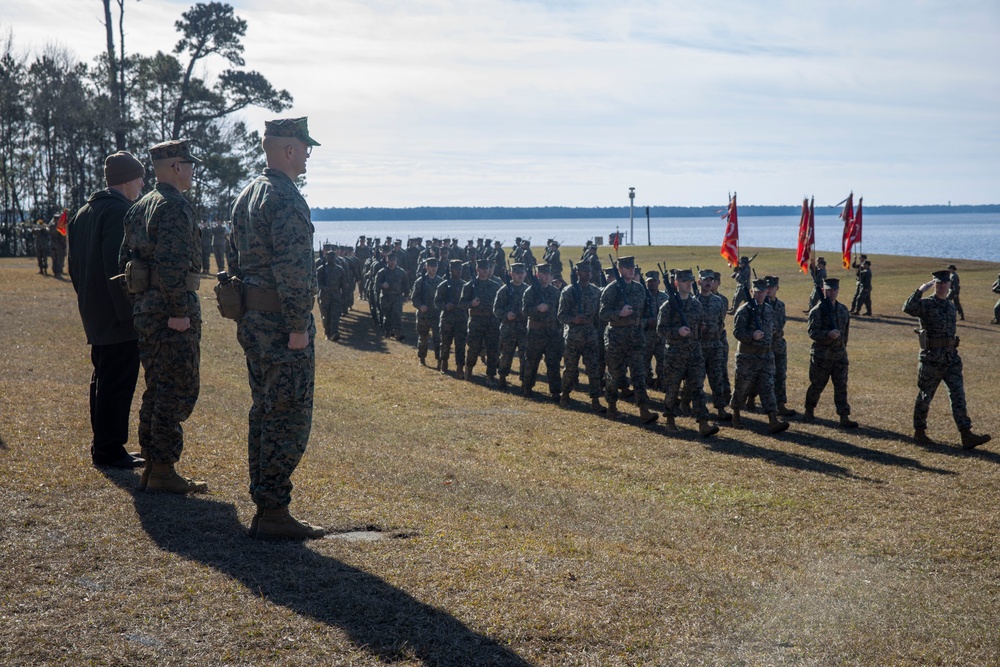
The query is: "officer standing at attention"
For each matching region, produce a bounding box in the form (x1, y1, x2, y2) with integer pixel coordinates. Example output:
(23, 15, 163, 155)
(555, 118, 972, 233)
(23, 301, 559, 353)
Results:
(903, 270, 990, 449)
(804, 278, 858, 428)
(230, 117, 326, 539)
(119, 139, 207, 494)
(68, 151, 146, 469)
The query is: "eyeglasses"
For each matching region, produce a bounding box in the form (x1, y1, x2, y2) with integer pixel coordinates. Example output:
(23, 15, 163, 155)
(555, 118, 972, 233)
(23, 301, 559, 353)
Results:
(175, 160, 195, 167)
(303, 145, 312, 157)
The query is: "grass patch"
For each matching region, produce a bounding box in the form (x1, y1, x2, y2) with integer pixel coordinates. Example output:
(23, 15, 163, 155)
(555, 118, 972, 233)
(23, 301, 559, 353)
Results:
(1, 247, 999, 666)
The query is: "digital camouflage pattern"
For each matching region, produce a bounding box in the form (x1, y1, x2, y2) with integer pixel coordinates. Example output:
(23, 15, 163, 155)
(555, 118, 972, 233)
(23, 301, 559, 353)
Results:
(376, 263, 408, 338)
(730, 300, 777, 413)
(903, 289, 971, 430)
(657, 294, 710, 421)
(769, 296, 790, 406)
(494, 281, 528, 381)
(411, 272, 444, 361)
(230, 167, 317, 510)
(461, 277, 501, 377)
(558, 282, 602, 398)
(435, 274, 468, 367)
(642, 289, 668, 388)
(805, 298, 851, 416)
(600, 279, 651, 406)
(698, 291, 729, 409)
(317, 253, 348, 340)
(522, 282, 563, 394)
(120, 182, 202, 463)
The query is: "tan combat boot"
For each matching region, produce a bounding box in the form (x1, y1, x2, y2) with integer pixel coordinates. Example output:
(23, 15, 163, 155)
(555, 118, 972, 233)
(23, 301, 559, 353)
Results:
(145, 462, 208, 494)
(638, 404, 659, 425)
(248, 507, 263, 538)
(138, 449, 151, 491)
(255, 507, 326, 540)
(767, 411, 790, 435)
(464, 365, 475, 381)
(664, 415, 679, 433)
(716, 407, 733, 422)
(606, 399, 620, 418)
(730, 408, 743, 429)
(839, 414, 859, 429)
(777, 403, 797, 417)
(440, 358, 449, 374)
(960, 429, 991, 450)
(698, 420, 720, 438)
(802, 406, 815, 423)
(913, 429, 935, 445)
(559, 390, 571, 408)
(591, 397, 606, 413)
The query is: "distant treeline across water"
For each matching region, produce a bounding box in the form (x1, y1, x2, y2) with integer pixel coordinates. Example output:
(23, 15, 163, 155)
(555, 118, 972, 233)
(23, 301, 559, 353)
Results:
(312, 204, 1000, 222)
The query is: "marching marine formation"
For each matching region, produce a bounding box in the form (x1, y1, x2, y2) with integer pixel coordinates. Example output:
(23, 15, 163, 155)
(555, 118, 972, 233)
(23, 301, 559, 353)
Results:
(804, 278, 857, 428)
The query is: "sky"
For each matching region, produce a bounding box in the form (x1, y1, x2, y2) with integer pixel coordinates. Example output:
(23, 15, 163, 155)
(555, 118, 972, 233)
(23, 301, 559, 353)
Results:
(3, 0, 999, 208)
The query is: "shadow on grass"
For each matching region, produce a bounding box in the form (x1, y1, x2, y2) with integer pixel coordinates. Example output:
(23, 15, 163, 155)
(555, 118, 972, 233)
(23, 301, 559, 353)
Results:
(333, 307, 389, 354)
(909, 436, 1000, 464)
(703, 433, 872, 480)
(102, 473, 531, 666)
(779, 427, 955, 475)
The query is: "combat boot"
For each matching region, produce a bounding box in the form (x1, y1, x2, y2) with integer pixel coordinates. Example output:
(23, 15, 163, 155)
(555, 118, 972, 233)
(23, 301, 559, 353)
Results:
(767, 411, 790, 434)
(255, 507, 326, 540)
(960, 429, 991, 450)
(464, 365, 475, 381)
(559, 390, 570, 408)
(777, 403, 797, 417)
(716, 407, 733, 422)
(744, 396, 757, 413)
(248, 507, 263, 538)
(606, 400, 620, 419)
(664, 415, 679, 433)
(145, 462, 208, 494)
(620, 387, 635, 401)
(913, 429, 935, 446)
(678, 400, 692, 417)
(638, 404, 659, 425)
(487, 375, 498, 388)
(440, 358, 449, 374)
(698, 420, 720, 438)
(522, 385, 534, 398)
(497, 375, 507, 389)
(418, 354, 427, 366)
(730, 408, 743, 429)
(435, 358, 442, 371)
(137, 453, 152, 492)
(839, 414, 859, 429)
(802, 406, 815, 423)
(591, 397, 606, 413)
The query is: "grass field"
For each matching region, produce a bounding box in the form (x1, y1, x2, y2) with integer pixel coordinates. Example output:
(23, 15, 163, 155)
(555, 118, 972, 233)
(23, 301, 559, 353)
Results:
(1, 247, 998, 666)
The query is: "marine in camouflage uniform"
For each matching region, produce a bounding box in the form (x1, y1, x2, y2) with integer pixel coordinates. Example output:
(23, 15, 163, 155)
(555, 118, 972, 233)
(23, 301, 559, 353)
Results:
(807, 257, 827, 312)
(991, 273, 1000, 324)
(903, 270, 990, 449)
(711, 271, 733, 404)
(522, 264, 563, 398)
(729, 278, 789, 434)
(639, 272, 668, 391)
(803, 278, 857, 427)
(599, 256, 658, 424)
(494, 263, 528, 389)
(946, 265, 964, 321)
(317, 245, 346, 341)
(435, 260, 468, 377)
(850, 256, 872, 316)
(657, 269, 719, 437)
(411, 258, 443, 367)
(696, 270, 732, 420)
(200, 222, 214, 274)
(461, 259, 502, 383)
(765, 276, 796, 417)
(229, 117, 325, 539)
(558, 262, 604, 411)
(49, 215, 67, 279)
(729, 256, 751, 313)
(375, 251, 408, 340)
(118, 139, 207, 493)
(33, 220, 50, 274)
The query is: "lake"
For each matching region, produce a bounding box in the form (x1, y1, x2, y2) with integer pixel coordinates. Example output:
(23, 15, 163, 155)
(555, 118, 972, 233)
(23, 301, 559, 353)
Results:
(312, 212, 1000, 263)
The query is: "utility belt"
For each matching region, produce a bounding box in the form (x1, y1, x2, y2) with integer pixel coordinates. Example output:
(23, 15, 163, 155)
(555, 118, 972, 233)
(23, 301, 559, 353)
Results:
(701, 332, 721, 341)
(918, 331, 959, 350)
(119, 259, 200, 294)
(666, 336, 699, 347)
(814, 338, 845, 349)
(527, 319, 559, 331)
(469, 307, 495, 318)
(738, 341, 771, 355)
(609, 317, 640, 327)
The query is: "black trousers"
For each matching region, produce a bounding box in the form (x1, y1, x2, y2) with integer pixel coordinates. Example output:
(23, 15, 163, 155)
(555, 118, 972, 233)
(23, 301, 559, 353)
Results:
(89, 340, 140, 462)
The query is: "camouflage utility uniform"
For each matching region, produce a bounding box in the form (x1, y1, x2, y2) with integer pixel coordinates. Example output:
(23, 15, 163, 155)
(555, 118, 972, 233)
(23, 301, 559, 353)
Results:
(558, 281, 602, 399)
(522, 281, 563, 396)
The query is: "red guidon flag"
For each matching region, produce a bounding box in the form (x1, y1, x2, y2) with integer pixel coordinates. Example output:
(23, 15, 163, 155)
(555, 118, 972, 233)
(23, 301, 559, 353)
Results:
(795, 196, 814, 273)
(720, 192, 739, 267)
(844, 196, 863, 267)
(56, 208, 68, 236)
(838, 192, 855, 269)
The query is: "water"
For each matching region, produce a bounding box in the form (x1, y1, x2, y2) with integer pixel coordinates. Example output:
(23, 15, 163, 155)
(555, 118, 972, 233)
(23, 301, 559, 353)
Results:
(313, 212, 1000, 262)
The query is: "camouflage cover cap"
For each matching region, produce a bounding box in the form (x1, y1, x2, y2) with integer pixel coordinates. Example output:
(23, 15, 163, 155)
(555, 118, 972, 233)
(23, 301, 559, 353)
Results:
(510, 262, 526, 273)
(148, 139, 202, 164)
(575, 261, 591, 271)
(823, 278, 840, 289)
(765, 275, 780, 287)
(673, 269, 695, 282)
(699, 269, 715, 280)
(476, 259, 491, 269)
(752, 278, 769, 291)
(535, 264, 552, 274)
(424, 258, 439, 267)
(644, 270, 659, 280)
(947, 264, 957, 271)
(449, 259, 464, 268)
(264, 116, 321, 146)
(931, 270, 952, 282)
(617, 256, 635, 268)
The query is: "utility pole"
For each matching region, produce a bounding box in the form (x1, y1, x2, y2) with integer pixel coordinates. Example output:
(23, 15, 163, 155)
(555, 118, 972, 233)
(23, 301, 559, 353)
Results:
(646, 206, 651, 246)
(628, 187, 635, 246)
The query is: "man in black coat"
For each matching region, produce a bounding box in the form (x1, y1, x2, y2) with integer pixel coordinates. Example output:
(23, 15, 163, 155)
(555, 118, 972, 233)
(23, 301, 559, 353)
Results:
(68, 151, 147, 468)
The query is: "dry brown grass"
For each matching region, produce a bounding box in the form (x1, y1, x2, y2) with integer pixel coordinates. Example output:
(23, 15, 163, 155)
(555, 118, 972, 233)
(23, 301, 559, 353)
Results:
(1, 247, 998, 666)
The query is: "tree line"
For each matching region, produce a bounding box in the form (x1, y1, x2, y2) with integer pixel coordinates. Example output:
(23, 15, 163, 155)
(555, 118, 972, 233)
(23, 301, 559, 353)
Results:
(0, 1, 291, 256)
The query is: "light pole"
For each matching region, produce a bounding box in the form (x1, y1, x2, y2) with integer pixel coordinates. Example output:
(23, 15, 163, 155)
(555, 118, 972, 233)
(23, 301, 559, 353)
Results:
(646, 206, 651, 246)
(628, 187, 635, 246)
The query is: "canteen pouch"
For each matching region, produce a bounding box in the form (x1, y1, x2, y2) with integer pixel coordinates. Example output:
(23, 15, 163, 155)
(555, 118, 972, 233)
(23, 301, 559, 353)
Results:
(917, 329, 927, 350)
(124, 259, 149, 294)
(214, 273, 245, 320)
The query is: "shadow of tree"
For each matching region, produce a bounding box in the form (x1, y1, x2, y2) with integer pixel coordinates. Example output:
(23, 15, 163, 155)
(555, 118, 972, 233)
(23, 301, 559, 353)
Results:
(103, 473, 532, 666)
